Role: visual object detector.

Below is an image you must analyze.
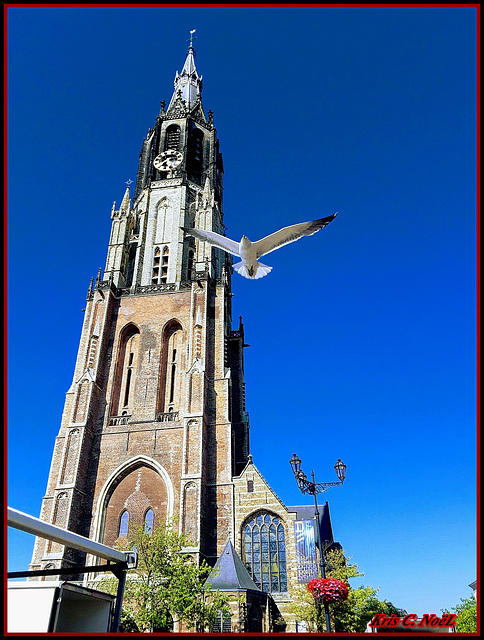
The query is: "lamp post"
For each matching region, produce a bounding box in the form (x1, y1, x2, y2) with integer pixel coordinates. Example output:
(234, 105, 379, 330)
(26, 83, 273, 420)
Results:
(289, 454, 347, 633)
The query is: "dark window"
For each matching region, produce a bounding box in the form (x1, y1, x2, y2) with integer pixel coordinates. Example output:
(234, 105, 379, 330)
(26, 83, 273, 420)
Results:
(187, 128, 204, 184)
(123, 367, 132, 407)
(169, 349, 177, 403)
(164, 125, 180, 151)
(191, 130, 203, 164)
(247, 480, 254, 492)
(125, 243, 137, 287)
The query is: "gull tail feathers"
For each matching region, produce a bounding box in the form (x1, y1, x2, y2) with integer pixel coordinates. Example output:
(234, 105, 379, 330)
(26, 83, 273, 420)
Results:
(233, 261, 273, 280)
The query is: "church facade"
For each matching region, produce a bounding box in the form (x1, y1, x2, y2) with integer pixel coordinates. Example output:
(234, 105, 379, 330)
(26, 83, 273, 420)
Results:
(29, 41, 337, 632)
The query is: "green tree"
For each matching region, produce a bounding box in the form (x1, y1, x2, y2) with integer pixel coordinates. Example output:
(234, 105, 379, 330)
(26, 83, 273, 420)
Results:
(286, 583, 322, 632)
(287, 548, 406, 633)
(99, 523, 231, 632)
(442, 596, 477, 633)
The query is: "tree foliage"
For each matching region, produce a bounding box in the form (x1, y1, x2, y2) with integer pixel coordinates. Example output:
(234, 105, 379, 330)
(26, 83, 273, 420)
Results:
(286, 584, 323, 632)
(287, 548, 407, 633)
(99, 523, 231, 632)
(442, 596, 477, 633)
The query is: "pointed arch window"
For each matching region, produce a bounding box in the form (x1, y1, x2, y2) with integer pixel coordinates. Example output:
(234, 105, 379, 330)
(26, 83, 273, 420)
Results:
(243, 513, 287, 593)
(160, 322, 183, 414)
(112, 325, 140, 416)
(119, 510, 129, 537)
(144, 508, 154, 533)
(187, 127, 204, 184)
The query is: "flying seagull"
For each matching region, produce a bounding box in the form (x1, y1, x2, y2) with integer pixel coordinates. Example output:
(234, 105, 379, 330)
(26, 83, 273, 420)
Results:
(182, 213, 337, 279)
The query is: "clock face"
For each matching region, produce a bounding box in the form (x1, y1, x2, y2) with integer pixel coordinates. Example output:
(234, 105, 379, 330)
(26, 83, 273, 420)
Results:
(154, 150, 183, 171)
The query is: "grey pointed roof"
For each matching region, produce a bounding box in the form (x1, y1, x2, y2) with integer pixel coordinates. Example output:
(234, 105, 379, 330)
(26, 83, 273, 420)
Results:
(168, 42, 202, 112)
(205, 540, 261, 592)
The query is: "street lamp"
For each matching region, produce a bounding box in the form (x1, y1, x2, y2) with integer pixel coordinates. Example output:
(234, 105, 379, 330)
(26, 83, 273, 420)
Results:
(289, 454, 347, 633)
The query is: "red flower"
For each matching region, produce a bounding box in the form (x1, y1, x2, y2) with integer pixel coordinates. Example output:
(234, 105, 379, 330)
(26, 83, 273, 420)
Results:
(308, 578, 349, 603)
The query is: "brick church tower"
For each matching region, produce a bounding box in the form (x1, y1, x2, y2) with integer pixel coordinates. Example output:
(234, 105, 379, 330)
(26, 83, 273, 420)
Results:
(30, 39, 251, 572)
(29, 40, 338, 632)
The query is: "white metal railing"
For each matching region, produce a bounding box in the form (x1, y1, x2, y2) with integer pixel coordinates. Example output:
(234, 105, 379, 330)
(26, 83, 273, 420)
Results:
(7, 507, 126, 562)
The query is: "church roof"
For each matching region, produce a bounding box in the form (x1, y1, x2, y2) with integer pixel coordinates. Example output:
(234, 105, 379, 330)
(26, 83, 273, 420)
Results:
(168, 39, 203, 112)
(205, 540, 261, 592)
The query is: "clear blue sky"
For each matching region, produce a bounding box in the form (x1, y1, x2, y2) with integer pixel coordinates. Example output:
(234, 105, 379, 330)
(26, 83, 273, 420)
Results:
(7, 5, 477, 619)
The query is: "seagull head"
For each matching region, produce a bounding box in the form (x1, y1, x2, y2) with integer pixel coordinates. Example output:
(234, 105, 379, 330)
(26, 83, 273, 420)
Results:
(240, 235, 251, 248)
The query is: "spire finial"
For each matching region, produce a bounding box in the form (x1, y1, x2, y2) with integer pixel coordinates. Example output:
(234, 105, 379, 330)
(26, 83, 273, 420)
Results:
(120, 181, 132, 213)
(125, 179, 133, 188)
(188, 29, 196, 51)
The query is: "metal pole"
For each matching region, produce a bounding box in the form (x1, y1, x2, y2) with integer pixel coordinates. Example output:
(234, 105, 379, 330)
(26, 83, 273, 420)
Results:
(111, 566, 127, 632)
(7, 507, 126, 563)
(312, 471, 332, 633)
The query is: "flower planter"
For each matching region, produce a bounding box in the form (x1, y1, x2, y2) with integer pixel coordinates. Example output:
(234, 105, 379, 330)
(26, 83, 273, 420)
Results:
(308, 578, 349, 604)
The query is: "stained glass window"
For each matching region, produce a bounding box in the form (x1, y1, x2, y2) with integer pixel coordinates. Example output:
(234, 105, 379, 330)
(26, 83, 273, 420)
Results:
(243, 512, 287, 592)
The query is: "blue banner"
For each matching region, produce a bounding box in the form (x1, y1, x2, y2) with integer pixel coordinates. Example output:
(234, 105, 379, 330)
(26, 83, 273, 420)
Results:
(294, 520, 318, 582)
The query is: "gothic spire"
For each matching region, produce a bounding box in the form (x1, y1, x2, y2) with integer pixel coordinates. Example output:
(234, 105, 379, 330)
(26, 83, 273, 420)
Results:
(119, 184, 131, 214)
(200, 175, 214, 210)
(167, 31, 203, 111)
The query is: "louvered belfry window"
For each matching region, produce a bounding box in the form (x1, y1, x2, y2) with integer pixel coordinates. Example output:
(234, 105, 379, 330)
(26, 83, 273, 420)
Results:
(164, 124, 180, 151)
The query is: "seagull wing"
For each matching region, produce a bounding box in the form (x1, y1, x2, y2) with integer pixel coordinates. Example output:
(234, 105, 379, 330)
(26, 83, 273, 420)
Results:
(182, 228, 240, 257)
(253, 213, 338, 258)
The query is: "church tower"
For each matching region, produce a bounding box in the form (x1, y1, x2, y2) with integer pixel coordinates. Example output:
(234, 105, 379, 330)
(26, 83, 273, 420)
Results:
(28, 40, 340, 633)
(30, 39, 251, 572)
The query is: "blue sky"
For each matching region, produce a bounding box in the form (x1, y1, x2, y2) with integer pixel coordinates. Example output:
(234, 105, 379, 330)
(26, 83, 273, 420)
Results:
(7, 5, 477, 619)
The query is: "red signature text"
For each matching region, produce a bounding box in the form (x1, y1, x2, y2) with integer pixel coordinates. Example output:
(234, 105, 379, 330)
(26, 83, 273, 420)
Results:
(369, 613, 457, 629)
